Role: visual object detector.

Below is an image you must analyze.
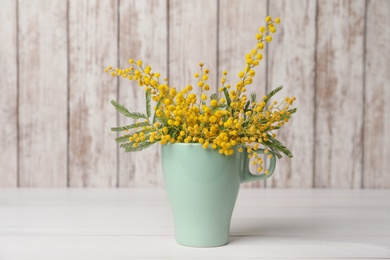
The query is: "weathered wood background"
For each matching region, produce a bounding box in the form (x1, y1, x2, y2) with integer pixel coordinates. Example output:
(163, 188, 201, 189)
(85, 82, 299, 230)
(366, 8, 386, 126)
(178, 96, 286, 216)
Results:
(0, 0, 389, 188)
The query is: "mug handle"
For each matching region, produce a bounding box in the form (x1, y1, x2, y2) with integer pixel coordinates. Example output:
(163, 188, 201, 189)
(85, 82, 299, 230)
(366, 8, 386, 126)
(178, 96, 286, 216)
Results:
(240, 148, 276, 183)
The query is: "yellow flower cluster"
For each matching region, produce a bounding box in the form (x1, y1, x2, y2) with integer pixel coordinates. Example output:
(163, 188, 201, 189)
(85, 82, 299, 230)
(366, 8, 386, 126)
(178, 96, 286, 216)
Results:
(106, 16, 296, 173)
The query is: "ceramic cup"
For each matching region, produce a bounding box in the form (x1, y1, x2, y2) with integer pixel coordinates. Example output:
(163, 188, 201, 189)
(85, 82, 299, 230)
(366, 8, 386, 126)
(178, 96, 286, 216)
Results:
(161, 143, 276, 247)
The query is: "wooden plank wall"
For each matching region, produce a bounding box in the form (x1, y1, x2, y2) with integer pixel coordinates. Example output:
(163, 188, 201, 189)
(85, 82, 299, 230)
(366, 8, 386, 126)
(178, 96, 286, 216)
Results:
(0, 0, 18, 187)
(68, 1, 118, 187)
(18, 0, 68, 187)
(364, 0, 390, 188)
(118, 0, 167, 187)
(0, 0, 389, 188)
(267, 0, 317, 188)
(315, 0, 365, 188)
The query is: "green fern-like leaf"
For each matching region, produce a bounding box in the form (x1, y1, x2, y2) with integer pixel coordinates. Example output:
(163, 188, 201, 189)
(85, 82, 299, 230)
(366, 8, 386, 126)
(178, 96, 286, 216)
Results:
(132, 127, 156, 136)
(111, 100, 147, 119)
(279, 108, 298, 121)
(244, 100, 250, 111)
(212, 103, 226, 113)
(250, 92, 257, 103)
(115, 127, 156, 143)
(264, 135, 293, 158)
(287, 107, 297, 115)
(111, 121, 150, 132)
(267, 145, 283, 159)
(115, 134, 132, 143)
(120, 141, 156, 152)
(210, 93, 217, 100)
(156, 114, 169, 126)
(145, 90, 151, 118)
(264, 85, 283, 104)
(153, 98, 163, 123)
(223, 87, 231, 106)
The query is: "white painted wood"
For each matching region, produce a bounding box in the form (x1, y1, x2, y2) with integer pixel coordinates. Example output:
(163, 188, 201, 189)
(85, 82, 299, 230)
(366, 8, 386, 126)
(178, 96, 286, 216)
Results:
(0, 236, 388, 259)
(1, 208, 389, 236)
(117, 0, 167, 187)
(315, 0, 365, 188)
(218, 0, 268, 188)
(0, 0, 17, 187)
(1, 0, 390, 189)
(267, 0, 316, 188)
(18, 0, 68, 187)
(1, 188, 389, 207)
(169, 0, 218, 91)
(0, 189, 389, 258)
(363, 0, 390, 188)
(68, 0, 118, 187)
(2, 218, 390, 241)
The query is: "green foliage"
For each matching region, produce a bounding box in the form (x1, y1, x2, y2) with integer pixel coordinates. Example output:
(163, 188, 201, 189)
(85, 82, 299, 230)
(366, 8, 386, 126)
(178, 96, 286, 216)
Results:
(145, 90, 151, 118)
(111, 121, 150, 132)
(250, 92, 257, 103)
(156, 114, 169, 126)
(115, 127, 155, 143)
(111, 100, 147, 120)
(115, 134, 132, 143)
(244, 100, 250, 111)
(263, 135, 293, 159)
(210, 93, 217, 100)
(153, 98, 163, 123)
(120, 141, 156, 152)
(222, 87, 231, 107)
(263, 85, 283, 104)
(279, 108, 297, 121)
(212, 103, 227, 113)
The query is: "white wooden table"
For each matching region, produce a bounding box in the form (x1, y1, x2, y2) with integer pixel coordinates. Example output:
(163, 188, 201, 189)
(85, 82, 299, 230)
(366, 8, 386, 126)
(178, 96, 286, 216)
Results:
(0, 189, 389, 259)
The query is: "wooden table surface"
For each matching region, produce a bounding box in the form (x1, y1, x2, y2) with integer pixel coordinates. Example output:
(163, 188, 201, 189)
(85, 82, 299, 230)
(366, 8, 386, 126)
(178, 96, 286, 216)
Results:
(0, 188, 389, 259)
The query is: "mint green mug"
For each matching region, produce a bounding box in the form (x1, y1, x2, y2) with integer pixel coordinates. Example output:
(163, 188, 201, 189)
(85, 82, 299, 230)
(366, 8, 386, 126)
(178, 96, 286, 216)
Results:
(161, 143, 276, 247)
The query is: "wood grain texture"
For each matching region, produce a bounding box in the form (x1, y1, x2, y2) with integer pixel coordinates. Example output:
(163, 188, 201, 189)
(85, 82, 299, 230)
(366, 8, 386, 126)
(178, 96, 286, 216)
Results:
(0, 189, 389, 258)
(18, 0, 68, 187)
(218, 0, 268, 188)
(315, 0, 365, 188)
(0, 0, 17, 187)
(68, 0, 118, 187)
(118, 0, 167, 187)
(1, 236, 389, 259)
(267, 0, 316, 188)
(169, 0, 218, 92)
(1, 0, 390, 189)
(363, 0, 390, 188)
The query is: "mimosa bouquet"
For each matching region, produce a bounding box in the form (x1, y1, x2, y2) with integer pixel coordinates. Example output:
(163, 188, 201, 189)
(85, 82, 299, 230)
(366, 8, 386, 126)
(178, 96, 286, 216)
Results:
(105, 16, 296, 174)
